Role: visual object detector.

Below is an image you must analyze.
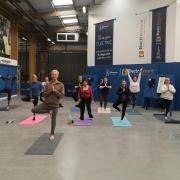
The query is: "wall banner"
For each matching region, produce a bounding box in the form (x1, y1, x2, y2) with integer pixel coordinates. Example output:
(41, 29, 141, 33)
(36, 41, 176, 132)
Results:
(95, 20, 114, 65)
(151, 7, 167, 63)
(137, 13, 151, 61)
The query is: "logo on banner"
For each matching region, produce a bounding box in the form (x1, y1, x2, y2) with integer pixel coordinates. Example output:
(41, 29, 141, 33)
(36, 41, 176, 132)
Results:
(121, 68, 155, 76)
(138, 19, 145, 58)
(106, 69, 119, 77)
(156, 13, 162, 60)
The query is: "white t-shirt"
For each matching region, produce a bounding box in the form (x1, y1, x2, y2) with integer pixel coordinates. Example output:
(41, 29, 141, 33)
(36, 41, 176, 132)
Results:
(160, 84, 176, 100)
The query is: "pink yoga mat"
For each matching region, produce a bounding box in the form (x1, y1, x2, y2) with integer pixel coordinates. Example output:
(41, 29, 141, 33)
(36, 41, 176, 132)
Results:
(74, 118, 92, 126)
(19, 115, 47, 125)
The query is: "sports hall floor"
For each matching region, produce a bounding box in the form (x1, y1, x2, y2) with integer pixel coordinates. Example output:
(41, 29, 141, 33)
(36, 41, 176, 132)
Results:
(0, 97, 180, 180)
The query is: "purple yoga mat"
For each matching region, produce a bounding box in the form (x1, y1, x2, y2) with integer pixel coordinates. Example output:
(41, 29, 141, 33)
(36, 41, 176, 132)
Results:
(74, 118, 92, 126)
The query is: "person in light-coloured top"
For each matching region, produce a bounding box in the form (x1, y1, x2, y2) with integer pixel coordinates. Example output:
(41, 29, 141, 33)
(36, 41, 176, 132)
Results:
(127, 68, 143, 111)
(160, 78, 176, 120)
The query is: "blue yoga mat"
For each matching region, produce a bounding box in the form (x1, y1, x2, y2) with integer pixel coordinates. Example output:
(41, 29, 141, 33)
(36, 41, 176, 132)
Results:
(127, 109, 142, 115)
(111, 117, 132, 127)
(71, 106, 80, 112)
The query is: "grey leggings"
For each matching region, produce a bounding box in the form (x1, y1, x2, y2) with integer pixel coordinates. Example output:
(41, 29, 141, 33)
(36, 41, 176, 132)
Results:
(32, 103, 58, 135)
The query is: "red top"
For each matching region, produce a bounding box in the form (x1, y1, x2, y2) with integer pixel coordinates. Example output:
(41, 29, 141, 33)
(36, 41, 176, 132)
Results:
(78, 86, 93, 100)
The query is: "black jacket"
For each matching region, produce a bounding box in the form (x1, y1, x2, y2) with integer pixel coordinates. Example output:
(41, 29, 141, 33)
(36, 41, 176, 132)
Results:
(117, 86, 131, 102)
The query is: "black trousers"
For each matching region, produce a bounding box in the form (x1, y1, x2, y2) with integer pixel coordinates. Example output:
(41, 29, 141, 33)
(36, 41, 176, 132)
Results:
(0, 89, 11, 102)
(113, 98, 128, 120)
(100, 94, 108, 109)
(80, 98, 92, 119)
(161, 99, 172, 116)
(32, 96, 39, 107)
(143, 97, 150, 109)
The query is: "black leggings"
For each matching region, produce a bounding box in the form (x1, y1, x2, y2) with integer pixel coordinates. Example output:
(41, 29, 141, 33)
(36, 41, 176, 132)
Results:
(162, 99, 172, 116)
(131, 93, 137, 109)
(0, 89, 11, 105)
(32, 96, 38, 107)
(113, 98, 128, 120)
(100, 94, 108, 109)
(80, 98, 92, 119)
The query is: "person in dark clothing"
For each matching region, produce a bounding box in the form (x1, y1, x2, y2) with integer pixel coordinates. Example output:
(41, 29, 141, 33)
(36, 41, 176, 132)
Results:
(113, 80, 131, 120)
(99, 77, 111, 110)
(0, 74, 16, 110)
(29, 74, 43, 120)
(73, 75, 83, 102)
(78, 80, 94, 120)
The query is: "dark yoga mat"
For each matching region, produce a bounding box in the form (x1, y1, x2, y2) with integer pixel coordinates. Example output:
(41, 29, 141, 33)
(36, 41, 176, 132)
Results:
(25, 133, 64, 155)
(154, 114, 180, 124)
(0, 105, 21, 111)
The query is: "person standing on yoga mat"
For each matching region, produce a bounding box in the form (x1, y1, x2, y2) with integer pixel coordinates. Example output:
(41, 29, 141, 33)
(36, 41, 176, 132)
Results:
(78, 79, 94, 120)
(73, 75, 83, 109)
(160, 78, 176, 120)
(113, 80, 130, 120)
(29, 74, 43, 120)
(32, 70, 64, 141)
(99, 77, 111, 110)
(127, 68, 143, 112)
(0, 74, 16, 110)
(40, 76, 49, 102)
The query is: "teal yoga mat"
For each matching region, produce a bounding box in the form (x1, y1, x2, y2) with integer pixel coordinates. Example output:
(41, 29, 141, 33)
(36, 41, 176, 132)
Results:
(111, 117, 132, 127)
(127, 109, 142, 115)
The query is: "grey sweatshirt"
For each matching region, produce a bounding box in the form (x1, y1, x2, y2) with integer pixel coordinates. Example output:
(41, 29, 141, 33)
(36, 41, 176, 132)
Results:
(43, 81, 65, 108)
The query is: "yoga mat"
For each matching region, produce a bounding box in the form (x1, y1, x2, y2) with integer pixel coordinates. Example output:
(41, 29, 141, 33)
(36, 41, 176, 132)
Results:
(111, 117, 132, 127)
(19, 115, 47, 125)
(70, 106, 80, 112)
(25, 133, 63, 155)
(98, 107, 111, 114)
(0, 105, 21, 111)
(154, 114, 180, 124)
(74, 118, 92, 126)
(127, 109, 142, 115)
(174, 134, 180, 141)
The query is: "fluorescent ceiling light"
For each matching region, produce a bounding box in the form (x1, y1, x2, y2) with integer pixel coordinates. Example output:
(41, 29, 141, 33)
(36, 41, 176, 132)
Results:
(83, 6, 86, 14)
(22, 37, 27, 41)
(52, 0, 73, 6)
(61, 15, 76, 18)
(62, 18, 78, 24)
(47, 38, 51, 42)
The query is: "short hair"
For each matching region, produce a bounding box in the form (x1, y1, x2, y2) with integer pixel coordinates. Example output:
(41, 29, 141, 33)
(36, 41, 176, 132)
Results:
(51, 70, 59, 75)
(32, 74, 37, 79)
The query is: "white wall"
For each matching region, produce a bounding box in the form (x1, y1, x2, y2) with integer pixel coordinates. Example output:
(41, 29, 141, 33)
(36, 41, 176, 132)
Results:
(88, 0, 178, 66)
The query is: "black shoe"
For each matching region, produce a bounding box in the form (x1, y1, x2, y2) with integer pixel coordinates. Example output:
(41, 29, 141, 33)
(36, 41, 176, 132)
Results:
(89, 115, 94, 119)
(33, 117, 35, 121)
(75, 104, 80, 108)
(80, 117, 84, 120)
(59, 103, 64, 108)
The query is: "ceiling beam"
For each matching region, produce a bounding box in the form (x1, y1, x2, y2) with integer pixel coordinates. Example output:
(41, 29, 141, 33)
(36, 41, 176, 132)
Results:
(29, 9, 87, 19)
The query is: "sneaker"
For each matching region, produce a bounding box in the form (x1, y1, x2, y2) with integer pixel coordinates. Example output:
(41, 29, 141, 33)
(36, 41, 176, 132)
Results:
(165, 116, 168, 120)
(80, 117, 84, 120)
(49, 135, 55, 141)
(132, 109, 135, 112)
(32, 116, 36, 121)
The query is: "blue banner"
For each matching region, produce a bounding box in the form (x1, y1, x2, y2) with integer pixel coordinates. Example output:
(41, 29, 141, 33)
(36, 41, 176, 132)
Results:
(95, 20, 114, 65)
(151, 7, 167, 63)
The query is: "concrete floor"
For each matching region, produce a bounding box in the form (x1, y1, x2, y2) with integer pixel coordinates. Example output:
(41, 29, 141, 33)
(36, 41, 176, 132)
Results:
(0, 96, 180, 180)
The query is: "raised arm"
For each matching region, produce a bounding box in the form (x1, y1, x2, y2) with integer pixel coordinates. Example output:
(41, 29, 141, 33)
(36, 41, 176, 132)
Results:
(169, 85, 176, 94)
(137, 68, 143, 82)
